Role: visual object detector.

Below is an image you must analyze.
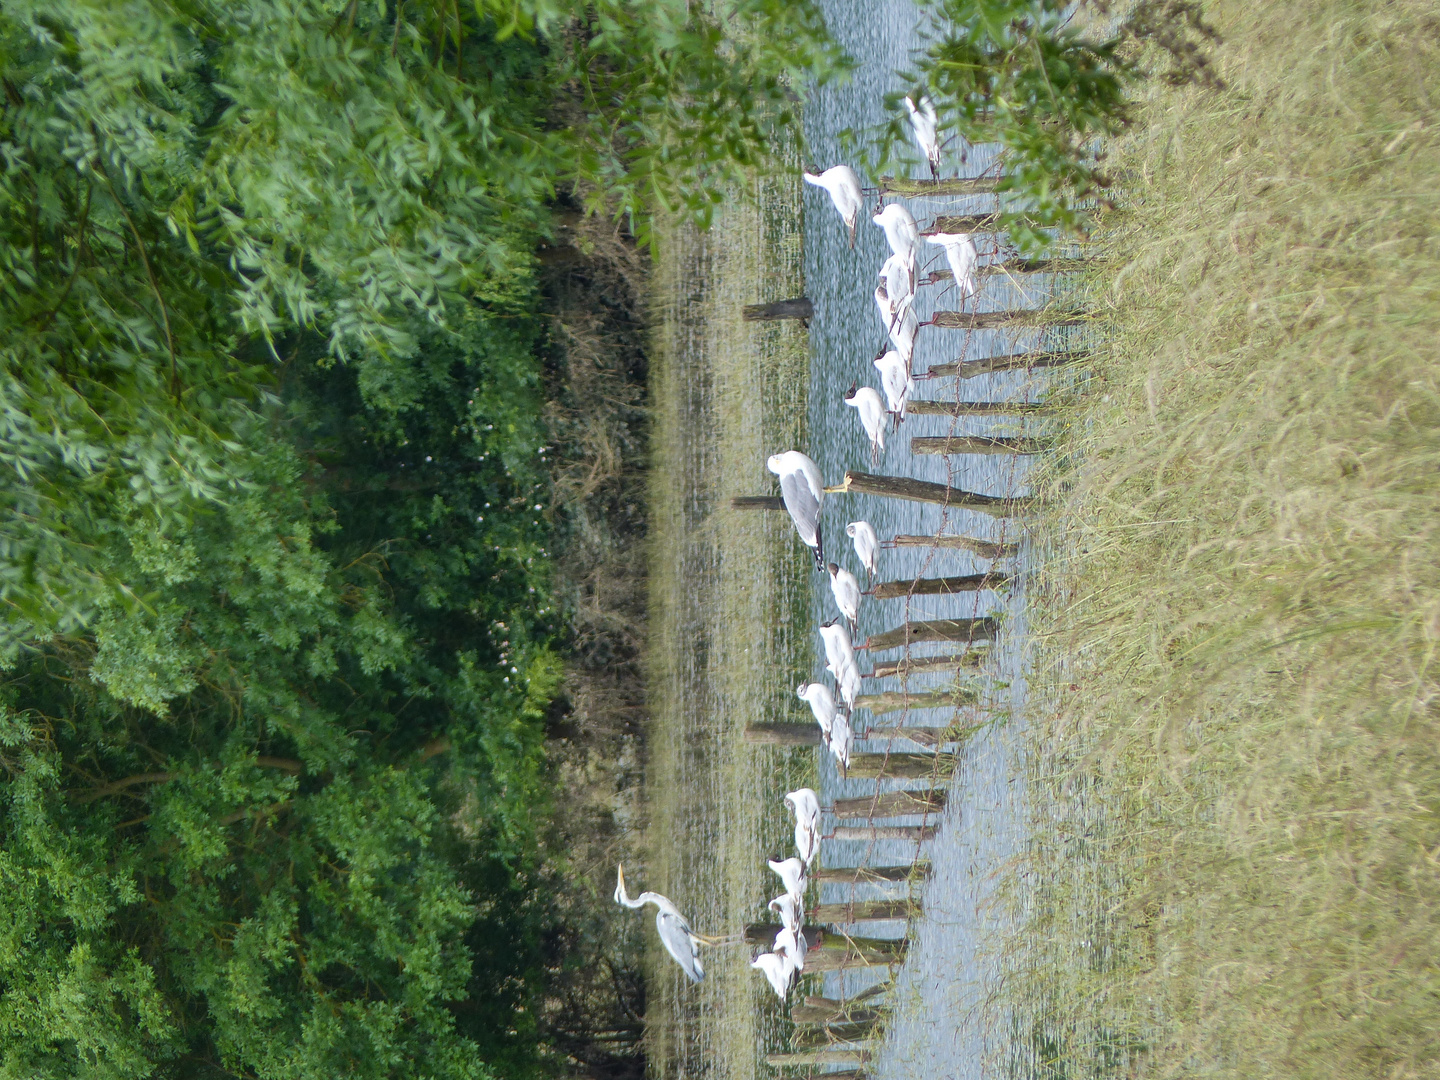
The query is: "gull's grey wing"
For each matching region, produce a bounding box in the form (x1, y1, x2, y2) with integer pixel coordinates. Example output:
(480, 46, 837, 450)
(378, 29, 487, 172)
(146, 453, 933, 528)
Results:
(779, 471, 820, 547)
(656, 911, 704, 983)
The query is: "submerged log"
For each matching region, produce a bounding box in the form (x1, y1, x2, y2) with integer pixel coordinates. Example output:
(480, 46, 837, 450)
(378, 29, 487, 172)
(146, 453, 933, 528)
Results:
(930, 308, 1087, 330)
(854, 687, 976, 714)
(870, 573, 1009, 599)
(909, 435, 1049, 456)
(870, 651, 985, 677)
(830, 825, 937, 843)
(879, 175, 999, 196)
(904, 399, 1050, 416)
(812, 862, 931, 884)
(890, 534, 1019, 559)
(730, 495, 784, 511)
(766, 1051, 869, 1067)
(832, 790, 946, 818)
(866, 617, 999, 651)
(824, 470, 1022, 513)
(743, 723, 821, 746)
(742, 297, 813, 321)
(846, 753, 956, 779)
(927, 349, 1089, 379)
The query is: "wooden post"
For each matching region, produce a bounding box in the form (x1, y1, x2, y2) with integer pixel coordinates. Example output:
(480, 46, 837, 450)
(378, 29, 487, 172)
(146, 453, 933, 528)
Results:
(930, 213, 1003, 233)
(926, 349, 1088, 380)
(765, 1051, 869, 1067)
(744, 927, 907, 968)
(731, 495, 784, 511)
(870, 573, 1009, 599)
(830, 825, 937, 843)
(743, 723, 821, 746)
(792, 1004, 883, 1025)
(890, 535, 1018, 560)
(879, 176, 999, 196)
(865, 617, 999, 651)
(794, 1020, 882, 1047)
(742, 298, 813, 321)
(909, 435, 1049, 456)
(832, 791, 946, 818)
(824, 470, 1022, 514)
(930, 308, 1087, 330)
(865, 724, 977, 748)
(812, 862, 931, 884)
(925, 256, 1094, 282)
(846, 753, 955, 779)
(812, 899, 918, 922)
(904, 400, 1050, 416)
(854, 688, 975, 714)
(870, 652, 984, 677)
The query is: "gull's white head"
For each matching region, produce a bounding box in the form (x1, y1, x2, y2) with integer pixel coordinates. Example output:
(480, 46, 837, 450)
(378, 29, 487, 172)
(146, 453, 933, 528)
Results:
(766, 454, 783, 475)
(873, 204, 904, 227)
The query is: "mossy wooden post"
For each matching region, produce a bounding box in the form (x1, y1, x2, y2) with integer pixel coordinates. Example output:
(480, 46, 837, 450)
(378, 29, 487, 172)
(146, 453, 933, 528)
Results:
(832, 790, 946, 817)
(865, 617, 999, 651)
(742, 298, 813, 321)
(825, 470, 1022, 514)
(870, 573, 1010, 599)
(930, 308, 1087, 330)
(812, 862, 931, 884)
(930, 212, 1003, 233)
(879, 175, 999, 196)
(926, 349, 1088, 379)
(792, 1004, 883, 1025)
(925, 256, 1095, 282)
(854, 687, 976, 714)
(730, 495, 784, 511)
(744, 926, 907, 968)
(743, 723, 821, 746)
(811, 899, 918, 922)
(865, 724, 978, 747)
(870, 651, 984, 677)
(909, 435, 1049, 456)
(846, 753, 956, 779)
(794, 1020, 882, 1047)
(889, 535, 1018, 559)
(903, 400, 1050, 417)
(830, 825, 938, 842)
(765, 1050, 869, 1067)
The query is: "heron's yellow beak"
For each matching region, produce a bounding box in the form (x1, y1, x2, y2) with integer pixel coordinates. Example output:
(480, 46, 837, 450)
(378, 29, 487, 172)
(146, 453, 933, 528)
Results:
(616, 864, 626, 890)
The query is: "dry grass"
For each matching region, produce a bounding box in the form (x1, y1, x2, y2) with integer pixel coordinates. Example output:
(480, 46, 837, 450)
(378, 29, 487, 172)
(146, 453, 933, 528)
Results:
(1004, 1, 1440, 1077)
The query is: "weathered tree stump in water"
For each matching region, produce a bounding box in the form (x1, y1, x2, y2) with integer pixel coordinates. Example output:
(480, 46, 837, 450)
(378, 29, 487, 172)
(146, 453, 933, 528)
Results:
(930, 308, 1087, 330)
(866, 617, 999, 651)
(870, 651, 984, 677)
(931, 212, 1004, 233)
(766, 1051, 869, 1068)
(742, 297, 813, 321)
(743, 723, 821, 746)
(812, 899, 918, 922)
(890, 534, 1018, 559)
(904, 399, 1050, 417)
(830, 825, 937, 843)
(730, 495, 784, 511)
(794, 1020, 882, 1048)
(847, 753, 956, 780)
(909, 435, 1049, 456)
(871, 573, 1009, 599)
(792, 1004, 883, 1025)
(926, 349, 1088, 380)
(866, 724, 978, 748)
(854, 687, 976, 714)
(813, 862, 931, 884)
(824, 470, 1022, 514)
(832, 790, 946, 818)
(879, 175, 1000, 196)
(925, 256, 1095, 282)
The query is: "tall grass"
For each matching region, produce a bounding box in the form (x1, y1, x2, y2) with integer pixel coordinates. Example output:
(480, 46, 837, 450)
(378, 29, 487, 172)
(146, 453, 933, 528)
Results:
(1006, 1, 1440, 1077)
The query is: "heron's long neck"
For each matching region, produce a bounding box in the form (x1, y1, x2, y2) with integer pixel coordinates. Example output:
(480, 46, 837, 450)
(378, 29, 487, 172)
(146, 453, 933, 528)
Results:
(616, 882, 649, 909)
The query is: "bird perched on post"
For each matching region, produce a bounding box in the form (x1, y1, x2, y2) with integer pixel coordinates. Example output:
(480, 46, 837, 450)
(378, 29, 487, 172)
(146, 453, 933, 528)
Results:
(873, 284, 919, 363)
(874, 350, 914, 427)
(879, 251, 916, 323)
(927, 231, 978, 299)
(785, 788, 822, 865)
(802, 165, 865, 248)
(844, 383, 888, 464)
(751, 950, 797, 1000)
(819, 620, 857, 685)
(768, 892, 803, 933)
(828, 714, 853, 771)
(767, 451, 827, 570)
(827, 562, 861, 628)
(797, 681, 838, 744)
(905, 95, 942, 177)
(768, 856, 808, 903)
(846, 520, 881, 581)
(873, 203, 920, 263)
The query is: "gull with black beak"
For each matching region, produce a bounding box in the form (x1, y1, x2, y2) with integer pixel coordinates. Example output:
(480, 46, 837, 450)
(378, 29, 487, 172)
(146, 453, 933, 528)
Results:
(767, 450, 827, 570)
(827, 562, 861, 629)
(874, 349, 914, 427)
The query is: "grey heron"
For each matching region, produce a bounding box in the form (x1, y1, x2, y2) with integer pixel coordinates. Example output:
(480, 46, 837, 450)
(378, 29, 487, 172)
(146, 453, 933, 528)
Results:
(613, 865, 724, 983)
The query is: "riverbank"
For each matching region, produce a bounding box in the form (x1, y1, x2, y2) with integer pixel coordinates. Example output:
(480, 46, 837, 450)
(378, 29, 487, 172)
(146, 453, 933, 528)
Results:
(641, 166, 817, 1080)
(1006, 1, 1440, 1076)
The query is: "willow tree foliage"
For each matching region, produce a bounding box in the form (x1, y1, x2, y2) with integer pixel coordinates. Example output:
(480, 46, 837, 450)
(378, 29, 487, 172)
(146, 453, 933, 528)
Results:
(0, 1, 837, 1077)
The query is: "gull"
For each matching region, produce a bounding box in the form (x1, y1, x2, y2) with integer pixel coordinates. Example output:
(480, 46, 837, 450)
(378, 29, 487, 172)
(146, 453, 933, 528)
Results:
(828, 713, 853, 770)
(827, 562, 861, 628)
(774, 924, 808, 971)
(785, 788, 822, 865)
(767, 451, 826, 570)
(927, 231, 978, 299)
(873, 203, 920, 263)
(819, 620, 857, 683)
(803, 166, 865, 248)
(835, 659, 862, 710)
(752, 950, 797, 1000)
(846, 521, 880, 581)
(880, 251, 916, 321)
(614, 866, 722, 983)
(874, 349, 915, 426)
(874, 284, 919, 363)
(844, 383, 887, 463)
(905, 95, 942, 177)
(768, 856, 808, 903)
(768, 892, 803, 933)
(797, 681, 838, 743)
